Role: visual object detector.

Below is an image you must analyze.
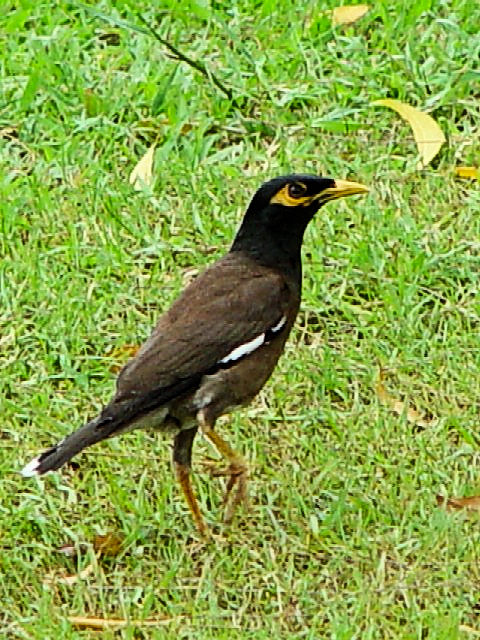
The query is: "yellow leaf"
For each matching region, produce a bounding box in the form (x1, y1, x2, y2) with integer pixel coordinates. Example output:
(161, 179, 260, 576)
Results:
(375, 369, 436, 428)
(373, 98, 445, 168)
(43, 563, 94, 587)
(129, 144, 155, 190)
(459, 625, 480, 637)
(455, 166, 478, 179)
(68, 615, 185, 630)
(107, 344, 139, 373)
(332, 5, 369, 26)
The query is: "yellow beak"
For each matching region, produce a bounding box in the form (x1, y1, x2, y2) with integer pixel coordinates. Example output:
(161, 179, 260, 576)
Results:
(320, 179, 370, 202)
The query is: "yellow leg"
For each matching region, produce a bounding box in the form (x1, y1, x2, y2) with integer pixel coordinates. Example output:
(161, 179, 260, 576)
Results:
(198, 410, 249, 524)
(174, 462, 209, 537)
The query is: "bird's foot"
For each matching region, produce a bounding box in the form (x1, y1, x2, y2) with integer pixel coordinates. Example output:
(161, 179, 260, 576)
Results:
(200, 458, 249, 523)
(199, 456, 224, 475)
(220, 462, 249, 524)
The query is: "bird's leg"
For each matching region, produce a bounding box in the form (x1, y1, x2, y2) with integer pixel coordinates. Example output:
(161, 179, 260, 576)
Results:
(172, 427, 209, 537)
(197, 409, 248, 524)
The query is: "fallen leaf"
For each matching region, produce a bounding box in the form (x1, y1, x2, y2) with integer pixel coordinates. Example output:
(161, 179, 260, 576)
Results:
(455, 166, 478, 180)
(180, 122, 193, 135)
(0, 126, 18, 139)
(129, 144, 155, 190)
(58, 533, 124, 559)
(373, 98, 445, 168)
(376, 368, 436, 428)
(332, 4, 369, 25)
(43, 563, 94, 587)
(436, 495, 480, 512)
(98, 31, 121, 46)
(182, 267, 200, 287)
(94, 533, 124, 557)
(459, 624, 480, 637)
(68, 615, 185, 629)
(108, 344, 139, 373)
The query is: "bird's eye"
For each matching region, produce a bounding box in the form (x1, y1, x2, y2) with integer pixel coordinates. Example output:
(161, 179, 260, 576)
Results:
(288, 182, 307, 198)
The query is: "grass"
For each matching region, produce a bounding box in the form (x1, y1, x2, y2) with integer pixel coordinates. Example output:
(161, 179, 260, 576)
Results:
(1, 0, 480, 637)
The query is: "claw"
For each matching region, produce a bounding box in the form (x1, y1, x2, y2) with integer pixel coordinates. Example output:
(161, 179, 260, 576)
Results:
(222, 463, 249, 524)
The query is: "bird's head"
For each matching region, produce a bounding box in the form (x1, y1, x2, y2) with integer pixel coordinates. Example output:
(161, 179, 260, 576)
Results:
(233, 174, 369, 259)
(251, 173, 369, 220)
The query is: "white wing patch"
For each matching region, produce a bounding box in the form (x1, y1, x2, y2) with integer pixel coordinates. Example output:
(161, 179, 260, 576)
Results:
(219, 315, 287, 365)
(270, 315, 287, 333)
(219, 333, 265, 364)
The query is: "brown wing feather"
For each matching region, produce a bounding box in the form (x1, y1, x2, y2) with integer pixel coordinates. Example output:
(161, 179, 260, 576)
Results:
(114, 252, 296, 404)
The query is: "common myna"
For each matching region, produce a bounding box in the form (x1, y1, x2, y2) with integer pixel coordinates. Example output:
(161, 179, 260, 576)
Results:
(22, 174, 369, 535)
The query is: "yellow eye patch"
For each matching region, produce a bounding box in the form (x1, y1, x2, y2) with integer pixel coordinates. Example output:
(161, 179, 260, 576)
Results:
(270, 183, 314, 207)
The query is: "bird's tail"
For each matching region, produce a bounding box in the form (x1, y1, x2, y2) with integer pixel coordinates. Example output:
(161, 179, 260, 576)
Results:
(21, 415, 112, 477)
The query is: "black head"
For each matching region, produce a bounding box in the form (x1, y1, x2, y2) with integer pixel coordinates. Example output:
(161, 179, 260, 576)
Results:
(232, 174, 369, 264)
(249, 173, 369, 218)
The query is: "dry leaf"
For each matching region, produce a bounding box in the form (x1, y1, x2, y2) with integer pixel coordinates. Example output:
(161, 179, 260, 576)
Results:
(182, 267, 200, 287)
(375, 369, 436, 428)
(0, 126, 18, 139)
(459, 625, 480, 637)
(94, 533, 124, 557)
(59, 533, 124, 559)
(43, 563, 94, 587)
(129, 144, 155, 190)
(108, 344, 139, 373)
(436, 495, 480, 512)
(180, 122, 193, 135)
(373, 98, 445, 168)
(68, 615, 184, 630)
(455, 166, 478, 180)
(332, 5, 369, 25)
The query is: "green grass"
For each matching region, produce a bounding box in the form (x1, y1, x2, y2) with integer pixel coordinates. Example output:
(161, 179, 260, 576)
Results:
(2, 0, 480, 637)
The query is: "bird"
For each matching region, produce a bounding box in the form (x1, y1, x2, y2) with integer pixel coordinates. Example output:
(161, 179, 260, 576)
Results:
(21, 174, 369, 535)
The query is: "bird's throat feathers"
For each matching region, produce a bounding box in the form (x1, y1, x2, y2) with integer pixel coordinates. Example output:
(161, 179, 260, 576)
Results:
(230, 203, 312, 279)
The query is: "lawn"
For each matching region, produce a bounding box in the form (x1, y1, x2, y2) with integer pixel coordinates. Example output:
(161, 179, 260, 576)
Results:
(1, 0, 480, 637)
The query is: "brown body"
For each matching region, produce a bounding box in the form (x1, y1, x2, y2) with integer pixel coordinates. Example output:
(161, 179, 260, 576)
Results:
(116, 252, 299, 429)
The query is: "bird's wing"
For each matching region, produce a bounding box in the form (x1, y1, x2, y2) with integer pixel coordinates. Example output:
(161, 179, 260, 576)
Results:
(106, 253, 295, 422)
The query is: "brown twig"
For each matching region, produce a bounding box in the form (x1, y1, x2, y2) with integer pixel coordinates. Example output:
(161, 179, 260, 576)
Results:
(136, 13, 234, 102)
(77, 3, 236, 103)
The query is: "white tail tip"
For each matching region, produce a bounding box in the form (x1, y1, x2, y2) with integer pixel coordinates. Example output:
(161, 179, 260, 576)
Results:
(21, 456, 41, 477)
